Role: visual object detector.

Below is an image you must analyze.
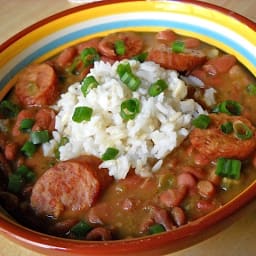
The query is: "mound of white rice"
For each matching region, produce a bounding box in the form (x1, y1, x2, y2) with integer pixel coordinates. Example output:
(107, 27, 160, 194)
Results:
(43, 60, 206, 179)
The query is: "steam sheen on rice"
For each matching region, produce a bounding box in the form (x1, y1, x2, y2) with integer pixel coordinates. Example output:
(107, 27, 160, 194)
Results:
(43, 60, 206, 179)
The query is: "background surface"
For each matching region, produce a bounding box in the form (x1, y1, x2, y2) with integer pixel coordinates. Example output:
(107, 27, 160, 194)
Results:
(0, 1, 256, 255)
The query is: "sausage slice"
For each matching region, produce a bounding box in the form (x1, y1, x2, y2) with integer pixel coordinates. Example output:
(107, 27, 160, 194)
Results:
(15, 63, 58, 107)
(30, 156, 113, 218)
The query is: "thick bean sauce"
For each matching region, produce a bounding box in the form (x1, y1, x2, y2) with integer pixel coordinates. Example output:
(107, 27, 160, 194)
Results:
(0, 30, 256, 240)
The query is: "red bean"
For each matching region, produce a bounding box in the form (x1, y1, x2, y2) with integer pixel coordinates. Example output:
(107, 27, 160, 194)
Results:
(86, 227, 112, 241)
(177, 172, 197, 189)
(159, 187, 187, 207)
(171, 206, 186, 226)
(197, 180, 216, 199)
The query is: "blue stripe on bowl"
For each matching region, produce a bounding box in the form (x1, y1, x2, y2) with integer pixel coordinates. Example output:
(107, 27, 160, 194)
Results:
(1, 18, 255, 89)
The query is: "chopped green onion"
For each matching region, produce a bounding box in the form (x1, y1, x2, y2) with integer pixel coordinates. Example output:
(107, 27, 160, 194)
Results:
(54, 137, 69, 159)
(70, 220, 92, 239)
(114, 40, 126, 55)
(66, 56, 80, 75)
(102, 147, 119, 161)
(148, 223, 166, 235)
(30, 130, 50, 144)
(233, 121, 253, 140)
(81, 76, 99, 96)
(212, 100, 242, 115)
(72, 106, 93, 123)
(8, 174, 24, 194)
(16, 165, 36, 183)
(132, 52, 148, 62)
(19, 118, 35, 132)
(0, 100, 20, 118)
(246, 84, 256, 95)
(171, 41, 185, 53)
(21, 141, 37, 157)
(25, 171, 36, 183)
(148, 79, 168, 97)
(121, 72, 141, 91)
(221, 121, 233, 134)
(80, 47, 100, 67)
(192, 114, 211, 129)
(215, 157, 241, 180)
(117, 62, 132, 77)
(120, 98, 140, 120)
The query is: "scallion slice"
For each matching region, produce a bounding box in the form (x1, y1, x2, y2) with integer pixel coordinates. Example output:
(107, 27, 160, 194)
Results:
(30, 130, 50, 144)
(246, 84, 256, 95)
(120, 98, 140, 120)
(120, 72, 141, 91)
(72, 106, 93, 123)
(212, 100, 242, 115)
(21, 141, 36, 157)
(114, 40, 126, 55)
(233, 121, 253, 140)
(221, 121, 233, 134)
(171, 40, 185, 53)
(117, 62, 132, 77)
(70, 220, 92, 239)
(102, 147, 119, 161)
(132, 52, 148, 62)
(81, 76, 99, 96)
(148, 79, 168, 97)
(0, 100, 20, 118)
(215, 157, 241, 180)
(192, 114, 211, 129)
(16, 165, 36, 183)
(148, 223, 166, 235)
(8, 174, 24, 194)
(80, 47, 100, 67)
(19, 118, 35, 132)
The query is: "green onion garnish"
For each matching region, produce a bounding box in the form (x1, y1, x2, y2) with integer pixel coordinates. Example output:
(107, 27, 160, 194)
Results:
(132, 52, 148, 62)
(67, 56, 80, 75)
(148, 224, 166, 235)
(148, 79, 168, 97)
(16, 165, 36, 183)
(21, 141, 37, 157)
(0, 100, 20, 118)
(117, 62, 132, 77)
(192, 114, 211, 129)
(120, 72, 141, 91)
(120, 98, 140, 120)
(80, 47, 100, 67)
(246, 84, 256, 95)
(8, 174, 24, 194)
(102, 147, 119, 161)
(221, 121, 233, 134)
(171, 41, 185, 53)
(215, 157, 241, 180)
(81, 76, 99, 97)
(19, 118, 35, 132)
(72, 106, 93, 123)
(30, 130, 50, 144)
(70, 220, 92, 239)
(212, 100, 242, 115)
(233, 121, 253, 140)
(114, 40, 126, 55)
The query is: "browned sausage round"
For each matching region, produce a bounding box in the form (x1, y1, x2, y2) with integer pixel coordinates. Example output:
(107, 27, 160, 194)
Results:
(32, 108, 56, 132)
(15, 63, 58, 107)
(30, 156, 113, 218)
(189, 113, 256, 161)
(147, 45, 206, 72)
(55, 47, 78, 68)
(98, 32, 144, 59)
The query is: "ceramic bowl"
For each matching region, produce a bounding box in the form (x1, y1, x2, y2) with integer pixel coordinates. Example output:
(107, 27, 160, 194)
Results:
(0, 1, 256, 255)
